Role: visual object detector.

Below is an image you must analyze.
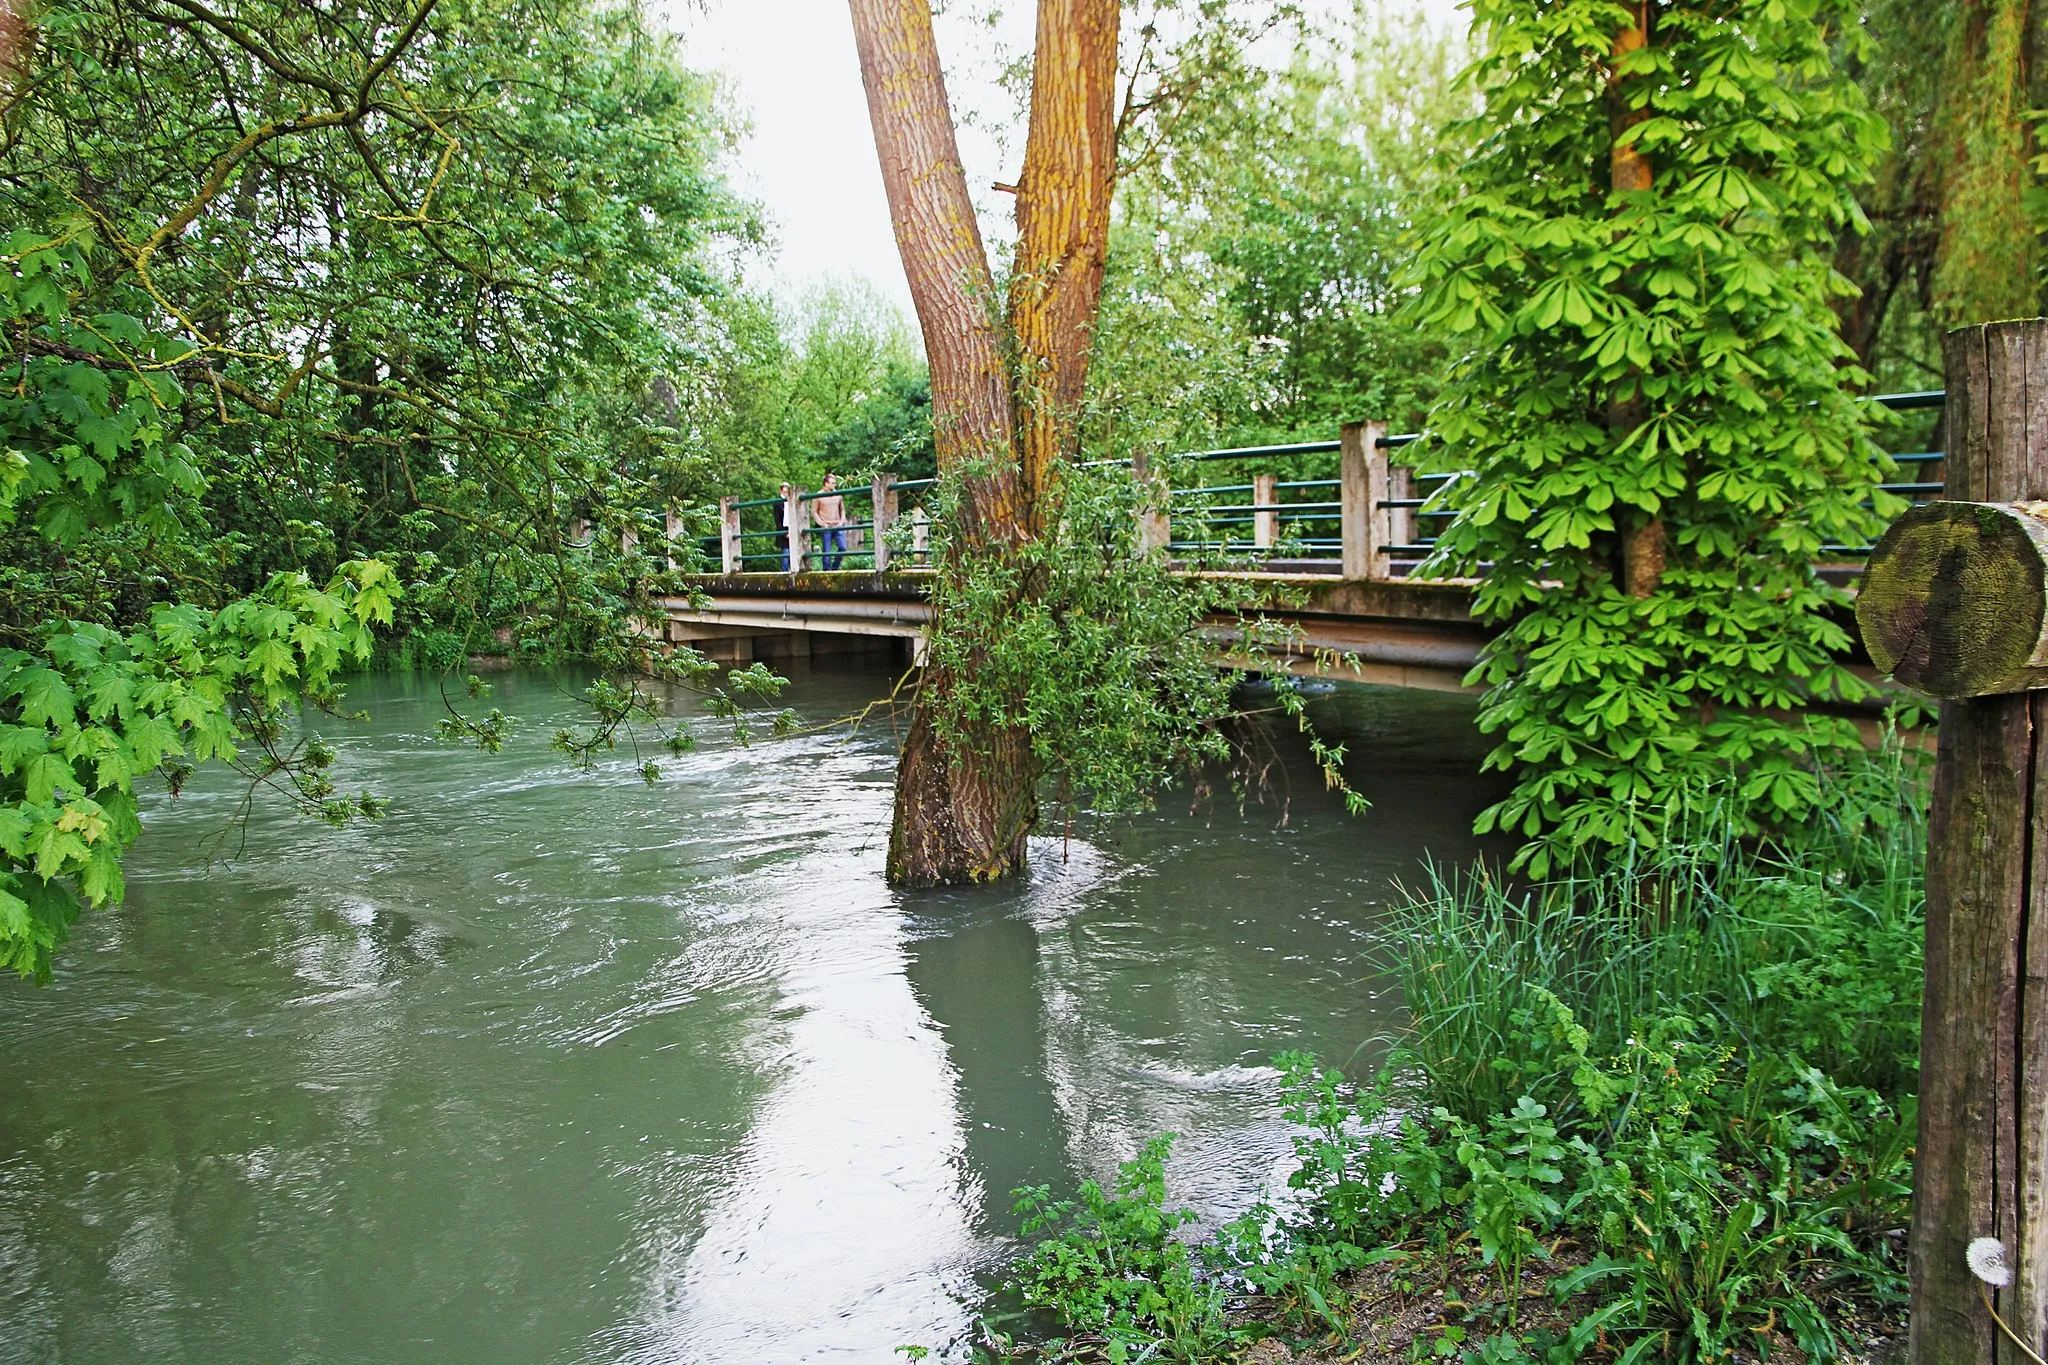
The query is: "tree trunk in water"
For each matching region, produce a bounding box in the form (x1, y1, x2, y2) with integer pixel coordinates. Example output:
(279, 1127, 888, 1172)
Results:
(888, 706, 1039, 884)
(850, 0, 1119, 886)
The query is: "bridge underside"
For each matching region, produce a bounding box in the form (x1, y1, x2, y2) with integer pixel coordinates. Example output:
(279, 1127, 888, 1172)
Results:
(657, 571, 1489, 693)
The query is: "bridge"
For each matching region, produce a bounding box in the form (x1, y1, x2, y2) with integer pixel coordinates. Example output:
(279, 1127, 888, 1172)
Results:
(630, 393, 1947, 694)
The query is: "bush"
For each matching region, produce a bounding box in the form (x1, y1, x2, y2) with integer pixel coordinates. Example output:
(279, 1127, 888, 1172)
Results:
(1003, 735, 1927, 1363)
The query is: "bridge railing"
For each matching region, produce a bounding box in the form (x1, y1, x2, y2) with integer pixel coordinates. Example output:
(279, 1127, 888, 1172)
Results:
(709, 476, 941, 574)
(651, 389, 1946, 581)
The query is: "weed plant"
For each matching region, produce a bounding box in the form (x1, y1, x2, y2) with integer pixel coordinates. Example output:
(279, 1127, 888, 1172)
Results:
(982, 733, 1927, 1364)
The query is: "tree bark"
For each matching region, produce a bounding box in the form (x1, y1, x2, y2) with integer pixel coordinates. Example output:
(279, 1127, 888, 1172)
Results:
(846, 0, 1016, 542)
(0, 0, 30, 103)
(1935, 0, 2042, 326)
(849, 0, 1119, 886)
(1608, 0, 1664, 597)
(1008, 0, 1120, 533)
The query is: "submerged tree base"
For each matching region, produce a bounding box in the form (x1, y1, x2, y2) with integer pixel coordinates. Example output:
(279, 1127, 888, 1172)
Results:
(885, 705, 1038, 887)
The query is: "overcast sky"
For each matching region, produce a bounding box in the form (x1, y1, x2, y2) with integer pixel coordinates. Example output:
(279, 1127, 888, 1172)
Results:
(653, 2, 1464, 319)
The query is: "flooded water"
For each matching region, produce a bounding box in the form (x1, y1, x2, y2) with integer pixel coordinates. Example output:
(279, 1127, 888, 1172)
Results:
(0, 665, 1498, 1363)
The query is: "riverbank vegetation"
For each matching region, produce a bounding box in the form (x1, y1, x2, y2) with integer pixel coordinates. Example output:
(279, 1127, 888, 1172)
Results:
(0, 0, 941, 974)
(983, 735, 1927, 1363)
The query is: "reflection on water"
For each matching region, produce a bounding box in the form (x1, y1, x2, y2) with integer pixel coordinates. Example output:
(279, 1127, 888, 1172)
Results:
(0, 666, 1498, 1363)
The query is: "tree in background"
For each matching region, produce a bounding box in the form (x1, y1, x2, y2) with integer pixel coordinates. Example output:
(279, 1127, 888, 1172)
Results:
(1833, 0, 2048, 389)
(0, 0, 777, 976)
(1089, 3, 1470, 457)
(687, 282, 937, 493)
(1413, 0, 1894, 874)
(778, 282, 936, 481)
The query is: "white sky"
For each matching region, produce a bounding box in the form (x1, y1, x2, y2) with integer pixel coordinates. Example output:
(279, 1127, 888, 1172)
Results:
(654, 1, 1465, 319)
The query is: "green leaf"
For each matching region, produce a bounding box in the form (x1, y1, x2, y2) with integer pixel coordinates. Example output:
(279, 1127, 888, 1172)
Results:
(11, 668, 76, 727)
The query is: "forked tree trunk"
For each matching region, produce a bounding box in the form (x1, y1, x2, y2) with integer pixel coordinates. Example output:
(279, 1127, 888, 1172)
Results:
(847, 0, 1119, 886)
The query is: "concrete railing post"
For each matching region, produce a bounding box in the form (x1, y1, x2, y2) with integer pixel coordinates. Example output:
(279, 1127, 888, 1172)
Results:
(1253, 472, 1279, 550)
(910, 506, 930, 566)
(668, 506, 686, 573)
(718, 498, 740, 575)
(786, 486, 810, 576)
(1133, 450, 1172, 557)
(621, 523, 637, 557)
(1387, 464, 1416, 561)
(1340, 421, 1387, 581)
(872, 474, 897, 572)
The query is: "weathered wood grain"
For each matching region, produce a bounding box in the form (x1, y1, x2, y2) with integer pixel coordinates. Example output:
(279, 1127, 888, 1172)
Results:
(1910, 319, 2048, 1365)
(1859, 501, 2048, 697)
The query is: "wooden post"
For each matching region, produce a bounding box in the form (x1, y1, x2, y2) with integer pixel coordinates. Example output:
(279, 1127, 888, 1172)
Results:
(1253, 472, 1279, 550)
(1860, 319, 2048, 1365)
(1132, 450, 1171, 557)
(873, 473, 897, 572)
(668, 506, 686, 573)
(1340, 421, 1387, 581)
(786, 486, 810, 576)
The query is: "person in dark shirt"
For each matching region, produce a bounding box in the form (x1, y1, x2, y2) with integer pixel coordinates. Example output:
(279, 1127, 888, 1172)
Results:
(775, 482, 791, 570)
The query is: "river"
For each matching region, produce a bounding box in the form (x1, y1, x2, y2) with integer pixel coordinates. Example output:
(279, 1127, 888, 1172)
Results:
(0, 664, 1498, 1363)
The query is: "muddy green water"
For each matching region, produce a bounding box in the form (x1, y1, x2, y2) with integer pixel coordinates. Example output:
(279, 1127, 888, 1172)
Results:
(0, 666, 1497, 1364)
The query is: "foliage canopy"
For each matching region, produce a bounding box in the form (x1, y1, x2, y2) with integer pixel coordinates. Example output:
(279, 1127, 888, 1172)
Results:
(1411, 0, 1896, 872)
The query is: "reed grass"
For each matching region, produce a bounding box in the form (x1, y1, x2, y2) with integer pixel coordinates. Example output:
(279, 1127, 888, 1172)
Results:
(1382, 729, 1929, 1122)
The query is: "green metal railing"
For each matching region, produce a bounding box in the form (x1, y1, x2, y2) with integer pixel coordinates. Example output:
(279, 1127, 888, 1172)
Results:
(651, 390, 1944, 577)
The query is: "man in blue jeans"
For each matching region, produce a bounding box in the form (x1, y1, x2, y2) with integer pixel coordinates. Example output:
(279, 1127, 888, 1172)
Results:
(813, 472, 848, 570)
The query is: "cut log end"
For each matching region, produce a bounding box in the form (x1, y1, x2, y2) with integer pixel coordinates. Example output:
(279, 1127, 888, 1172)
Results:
(1857, 501, 2048, 698)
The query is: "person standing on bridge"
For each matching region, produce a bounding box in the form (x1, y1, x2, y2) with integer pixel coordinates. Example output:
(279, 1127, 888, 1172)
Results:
(813, 472, 849, 570)
(775, 482, 792, 570)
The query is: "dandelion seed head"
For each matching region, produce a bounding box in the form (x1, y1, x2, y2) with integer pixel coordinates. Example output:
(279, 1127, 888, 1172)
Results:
(1969, 1237, 2013, 1287)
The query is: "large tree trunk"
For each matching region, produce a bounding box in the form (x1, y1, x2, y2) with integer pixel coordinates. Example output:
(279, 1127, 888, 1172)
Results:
(845, 0, 1015, 532)
(850, 0, 1118, 886)
(1007, 0, 1120, 530)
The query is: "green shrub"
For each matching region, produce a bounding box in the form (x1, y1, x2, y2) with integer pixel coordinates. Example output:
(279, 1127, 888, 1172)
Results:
(1008, 1137, 1241, 1363)
(1007, 738, 1926, 1363)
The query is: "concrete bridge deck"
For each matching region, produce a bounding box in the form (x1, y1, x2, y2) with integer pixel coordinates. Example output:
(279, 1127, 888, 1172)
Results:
(658, 570, 1485, 693)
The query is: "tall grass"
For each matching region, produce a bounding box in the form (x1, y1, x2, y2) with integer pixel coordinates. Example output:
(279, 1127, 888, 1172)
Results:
(1384, 729, 1928, 1122)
